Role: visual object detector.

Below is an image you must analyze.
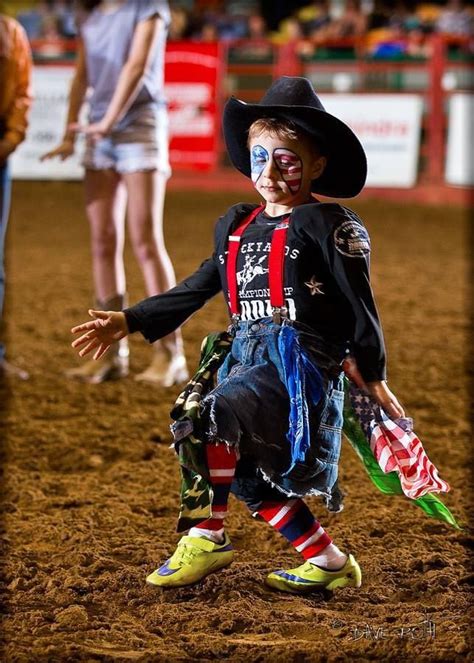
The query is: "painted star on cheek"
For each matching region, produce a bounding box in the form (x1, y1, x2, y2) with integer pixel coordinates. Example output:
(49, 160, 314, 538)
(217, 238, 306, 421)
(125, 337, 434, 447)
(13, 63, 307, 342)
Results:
(273, 148, 302, 194)
(250, 144, 269, 184)
(304, 276, 324, 295)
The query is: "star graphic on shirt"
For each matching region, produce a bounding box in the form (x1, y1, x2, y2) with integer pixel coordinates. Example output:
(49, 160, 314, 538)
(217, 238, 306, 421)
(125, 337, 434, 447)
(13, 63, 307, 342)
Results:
(304, 276, 325, 295)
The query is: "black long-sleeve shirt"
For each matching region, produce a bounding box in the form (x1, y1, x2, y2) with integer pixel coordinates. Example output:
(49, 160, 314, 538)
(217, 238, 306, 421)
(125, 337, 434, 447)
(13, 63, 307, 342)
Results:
(124, 201, 387, 382)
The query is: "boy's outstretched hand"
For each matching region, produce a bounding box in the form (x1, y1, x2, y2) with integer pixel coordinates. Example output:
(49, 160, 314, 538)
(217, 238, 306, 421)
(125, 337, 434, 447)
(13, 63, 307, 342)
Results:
(71, 310, 129, 360)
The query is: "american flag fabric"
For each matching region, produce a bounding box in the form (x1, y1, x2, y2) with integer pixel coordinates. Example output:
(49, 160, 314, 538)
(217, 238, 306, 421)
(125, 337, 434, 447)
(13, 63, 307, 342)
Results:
(348, 384, 450, 500)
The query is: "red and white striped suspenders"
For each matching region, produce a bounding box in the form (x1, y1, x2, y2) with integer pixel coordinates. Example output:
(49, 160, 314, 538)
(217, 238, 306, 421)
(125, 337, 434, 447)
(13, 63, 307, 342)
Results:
(226, 205, 291, 324)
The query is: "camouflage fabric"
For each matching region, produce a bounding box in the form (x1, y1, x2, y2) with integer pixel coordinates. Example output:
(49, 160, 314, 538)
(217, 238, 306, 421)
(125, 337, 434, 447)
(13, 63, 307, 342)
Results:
(170, 331, 233, 532)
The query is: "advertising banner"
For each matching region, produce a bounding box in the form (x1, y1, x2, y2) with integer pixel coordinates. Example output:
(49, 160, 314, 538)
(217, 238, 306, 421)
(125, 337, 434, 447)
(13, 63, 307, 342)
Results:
(164, 42, 222, 171)
(11, 65, 85, 180)
(322, 94, 423, 188)
(445, 93, 474, 187)
(12, 43, 222, 179)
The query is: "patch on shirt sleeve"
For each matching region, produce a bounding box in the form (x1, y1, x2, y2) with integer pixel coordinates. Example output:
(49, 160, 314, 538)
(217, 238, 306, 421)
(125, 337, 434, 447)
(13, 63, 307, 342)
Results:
(334, 220, 371, 258)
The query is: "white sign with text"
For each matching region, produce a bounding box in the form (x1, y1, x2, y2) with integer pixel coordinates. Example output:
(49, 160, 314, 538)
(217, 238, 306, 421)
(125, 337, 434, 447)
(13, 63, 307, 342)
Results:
(322, 94, 423, 188)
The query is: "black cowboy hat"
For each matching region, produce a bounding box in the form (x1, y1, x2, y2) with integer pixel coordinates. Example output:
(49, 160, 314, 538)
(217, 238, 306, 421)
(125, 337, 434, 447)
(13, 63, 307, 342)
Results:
(223, 76, 367, 198)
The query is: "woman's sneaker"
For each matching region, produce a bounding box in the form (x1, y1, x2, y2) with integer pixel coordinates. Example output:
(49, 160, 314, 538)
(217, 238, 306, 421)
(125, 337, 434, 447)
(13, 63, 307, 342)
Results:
(266, 554, 362, 594)
(146, 533, 234, 588)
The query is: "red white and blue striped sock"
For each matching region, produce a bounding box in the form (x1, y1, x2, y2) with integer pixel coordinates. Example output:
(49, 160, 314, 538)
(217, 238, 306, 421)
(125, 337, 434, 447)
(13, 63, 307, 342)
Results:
(188, 443, 237, 543)
(257, 499, 347, 569)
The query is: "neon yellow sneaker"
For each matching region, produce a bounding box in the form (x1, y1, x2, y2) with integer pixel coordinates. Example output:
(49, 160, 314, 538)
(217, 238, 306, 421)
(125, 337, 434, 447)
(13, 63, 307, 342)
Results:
(266, 555, 362, 594)
(146, 534, 234, 588)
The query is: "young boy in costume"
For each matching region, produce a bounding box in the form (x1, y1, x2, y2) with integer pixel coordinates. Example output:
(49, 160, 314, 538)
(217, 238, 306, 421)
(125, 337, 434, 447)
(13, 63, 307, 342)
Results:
(71, 77, 406, 594)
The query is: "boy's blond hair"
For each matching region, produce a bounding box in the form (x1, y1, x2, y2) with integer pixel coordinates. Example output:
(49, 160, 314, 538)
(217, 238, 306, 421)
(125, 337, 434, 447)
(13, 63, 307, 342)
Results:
(247, 117, 322, 157)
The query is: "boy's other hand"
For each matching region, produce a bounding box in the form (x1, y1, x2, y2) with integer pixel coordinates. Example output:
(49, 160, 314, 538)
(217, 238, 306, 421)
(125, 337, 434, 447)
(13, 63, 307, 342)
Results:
(71, 310, 128, 360)
(366, 380, 405, 419)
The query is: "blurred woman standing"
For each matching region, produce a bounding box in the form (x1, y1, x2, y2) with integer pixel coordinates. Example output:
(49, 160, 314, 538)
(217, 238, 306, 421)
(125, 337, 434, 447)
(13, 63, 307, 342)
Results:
(42, 0, 188, 386)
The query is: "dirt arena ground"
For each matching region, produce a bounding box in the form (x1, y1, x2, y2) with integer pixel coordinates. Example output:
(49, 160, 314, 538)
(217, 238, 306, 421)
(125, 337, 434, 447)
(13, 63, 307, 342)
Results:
(0, 182, 471, 662)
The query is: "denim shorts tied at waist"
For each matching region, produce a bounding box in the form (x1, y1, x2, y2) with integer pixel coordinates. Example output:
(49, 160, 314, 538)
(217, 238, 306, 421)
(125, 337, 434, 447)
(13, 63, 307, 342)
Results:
(200, 318, 347, 511)
(82, 104, 171, 176)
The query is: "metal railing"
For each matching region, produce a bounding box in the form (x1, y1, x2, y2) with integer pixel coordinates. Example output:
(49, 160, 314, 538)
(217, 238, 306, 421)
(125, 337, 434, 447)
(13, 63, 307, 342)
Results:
(29, 34, 472, 187)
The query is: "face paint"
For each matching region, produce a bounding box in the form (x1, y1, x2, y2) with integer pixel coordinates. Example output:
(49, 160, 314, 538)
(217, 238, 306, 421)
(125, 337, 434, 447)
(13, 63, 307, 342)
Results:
(273, 148, 302, 194)
(250, 144, 269, 184)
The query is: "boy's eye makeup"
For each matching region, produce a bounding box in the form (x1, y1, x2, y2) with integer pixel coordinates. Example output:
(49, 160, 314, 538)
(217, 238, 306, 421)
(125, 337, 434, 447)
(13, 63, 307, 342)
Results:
(250, 145, 269, 183)
(273, 148, 302, 193)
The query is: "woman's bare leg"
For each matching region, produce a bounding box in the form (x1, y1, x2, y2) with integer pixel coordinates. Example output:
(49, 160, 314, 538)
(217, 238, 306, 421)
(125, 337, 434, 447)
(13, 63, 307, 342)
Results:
(85, 168, 127, 301)
(123, 169, 187, 385)
(66, 168, 128, 382)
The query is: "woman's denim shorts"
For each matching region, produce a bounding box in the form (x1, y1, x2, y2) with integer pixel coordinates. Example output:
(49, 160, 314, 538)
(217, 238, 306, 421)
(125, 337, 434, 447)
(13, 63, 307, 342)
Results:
(200, 318, 347, 511)
(82, 104, 171, 176)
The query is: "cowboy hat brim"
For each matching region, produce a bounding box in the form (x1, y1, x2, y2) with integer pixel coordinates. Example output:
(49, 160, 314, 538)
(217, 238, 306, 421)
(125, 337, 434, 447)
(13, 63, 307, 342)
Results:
(223, 98, 367, 199)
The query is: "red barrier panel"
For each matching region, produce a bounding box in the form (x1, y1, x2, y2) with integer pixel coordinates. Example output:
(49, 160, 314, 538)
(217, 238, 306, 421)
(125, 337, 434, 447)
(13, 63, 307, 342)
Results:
(165, 42, 224, 171)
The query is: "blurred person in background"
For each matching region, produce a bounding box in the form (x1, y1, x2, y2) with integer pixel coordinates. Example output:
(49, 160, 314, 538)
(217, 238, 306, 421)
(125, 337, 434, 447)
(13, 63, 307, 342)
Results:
(54, 0, 77, 39)
(367, 0, 431, 58)
(273, 14, 305, 43)
(168, 5, 193, 41)
(366, 0, 391, 30)
(42, 0, 188, 386)
(298, 0, 331, 37)
(9, 2, 44, 39)
(324, 0, 367, 39)
(436, 0, 472, 35)
(15, 1, 62, 39)
(259, 0, 308, 33)
(0, 13, 32, 380)
(199, 20, 219, 41)
(247, 11, 267, 39)
(40, 10, 61, 39)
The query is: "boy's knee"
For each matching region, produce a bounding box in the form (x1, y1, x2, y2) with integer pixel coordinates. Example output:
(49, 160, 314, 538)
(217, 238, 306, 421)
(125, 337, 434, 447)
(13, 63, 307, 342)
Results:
(231, 473, 285, 513)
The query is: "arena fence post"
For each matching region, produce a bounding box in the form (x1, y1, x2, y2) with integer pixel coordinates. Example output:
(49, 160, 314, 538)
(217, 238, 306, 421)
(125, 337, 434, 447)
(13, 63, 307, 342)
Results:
(426, 34, 446, 185)
(274, 41, 302, 79)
